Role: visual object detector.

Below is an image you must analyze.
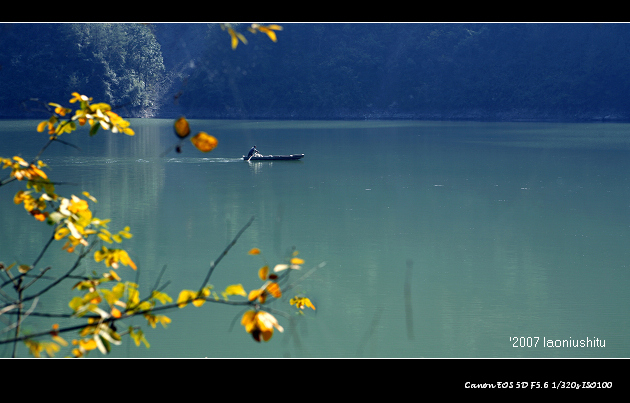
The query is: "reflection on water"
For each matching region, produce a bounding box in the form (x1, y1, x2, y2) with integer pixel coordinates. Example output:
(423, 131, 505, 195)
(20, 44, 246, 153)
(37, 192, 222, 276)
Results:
(1, 119, 630, 357)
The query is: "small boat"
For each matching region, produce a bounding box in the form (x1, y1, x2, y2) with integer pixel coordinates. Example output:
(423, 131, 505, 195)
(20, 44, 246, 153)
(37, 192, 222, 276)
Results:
(243, 154, 304, 161)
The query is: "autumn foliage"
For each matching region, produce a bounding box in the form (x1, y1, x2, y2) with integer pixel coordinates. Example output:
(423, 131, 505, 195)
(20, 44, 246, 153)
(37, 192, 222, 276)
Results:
(1, 92, 316, 357)
(0, 22, 319, 358)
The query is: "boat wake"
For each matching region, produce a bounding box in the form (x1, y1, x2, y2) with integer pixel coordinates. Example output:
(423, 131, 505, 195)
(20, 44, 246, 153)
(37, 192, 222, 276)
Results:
(165, 157, 242, 164)
(43, 156, 243, 166)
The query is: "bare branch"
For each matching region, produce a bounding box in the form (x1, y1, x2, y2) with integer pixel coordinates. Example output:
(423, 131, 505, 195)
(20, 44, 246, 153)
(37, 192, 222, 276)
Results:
(279, 261, 326, 295)
(21, 241, 95, 304)
(31, 230, 56, 270)
(22, 266, 53, 291)
(2, 297, 38, 335)
(0, 304, 17, 317)
(198, 215, 255, 293)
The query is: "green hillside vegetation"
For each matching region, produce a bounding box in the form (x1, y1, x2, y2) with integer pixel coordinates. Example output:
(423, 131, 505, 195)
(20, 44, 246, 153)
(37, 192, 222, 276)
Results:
(1, 23, 629, 121)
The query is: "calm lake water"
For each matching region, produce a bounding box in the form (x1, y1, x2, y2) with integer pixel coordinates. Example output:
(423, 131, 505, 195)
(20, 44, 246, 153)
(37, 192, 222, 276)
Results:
(1, 119, 630, 358)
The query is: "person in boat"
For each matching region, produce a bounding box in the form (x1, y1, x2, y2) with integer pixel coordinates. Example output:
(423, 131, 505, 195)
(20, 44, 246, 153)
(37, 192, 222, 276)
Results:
(247, 145, 259, 159)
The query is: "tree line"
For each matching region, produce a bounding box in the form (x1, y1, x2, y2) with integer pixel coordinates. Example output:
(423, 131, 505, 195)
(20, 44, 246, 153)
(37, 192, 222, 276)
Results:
(2, 23, 630, 121)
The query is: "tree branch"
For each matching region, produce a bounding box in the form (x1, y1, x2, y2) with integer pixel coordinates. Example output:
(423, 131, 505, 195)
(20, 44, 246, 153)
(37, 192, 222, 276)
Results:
(198, 215, 255, 293)
(20, 241, 95, 305)
(31, 229, 56, 270)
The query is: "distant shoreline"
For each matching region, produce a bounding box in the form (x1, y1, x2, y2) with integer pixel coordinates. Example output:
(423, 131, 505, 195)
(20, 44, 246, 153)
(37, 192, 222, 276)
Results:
(3, 105, 629, 123)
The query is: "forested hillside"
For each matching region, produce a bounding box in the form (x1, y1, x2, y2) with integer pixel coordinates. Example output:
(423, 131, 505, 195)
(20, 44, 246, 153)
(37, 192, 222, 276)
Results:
(2, 23, 630, 121)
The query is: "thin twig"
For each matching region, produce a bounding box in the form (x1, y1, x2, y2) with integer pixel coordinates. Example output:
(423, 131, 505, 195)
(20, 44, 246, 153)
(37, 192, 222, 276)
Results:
(9, 295, 39, 357)
(0, 304, 17, 317)
(11, 279, 23, 357)
(22, 267, 53, 291)
(51, 138, 82, 152)
(152, 265, 168, 293)
(198, 216, 255, 293)
(0, 216, 257, 346)
(0, 176, 17, 187)
(20, 241, 95, 304)
(32, 138, 55, 164)
(21, 297, 39, 323)
(0, 265, 19, 290)
(31, 229, 56, 269)
(1, 310, 73, 319)
(0, 295, 255, 345)
(279, 262, 326, 295)
(0, 229, 54, 294)
(0, 287, 13, 304)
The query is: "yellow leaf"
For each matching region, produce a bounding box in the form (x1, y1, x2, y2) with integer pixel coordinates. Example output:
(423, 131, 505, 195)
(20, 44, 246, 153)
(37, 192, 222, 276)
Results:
(174, 116, 190, 138)
(290, 296, 316, 310)
(112, 282, 126, 297)
(130, 328, 150, 348)
(248, 248, 261, 255)
(80, 338, 98, 351)
(101, 289, 118, 306)
(228, 27, 247, 49)
(127, 285, 140, 306)
(94, 247, 106, 263)
(119, 229, 132, 239)
(241, 310, 257, 331)
(145, 313, 162, 328)
(151, 290, 173, 305)
(242, 310, 283, 342)
(258, 265, 269, 280)
(192, 287, 211, 307)
(266, 24, 283, 31)
(191, 132, 218, 153)
(158, 315, 171, 327)
(52, 335, 68, 347)
(24, 340, 43, 358)
(258, 26, 278, 42)
(118, 250, 137, 270)
(148, 314, 172, 328)
(13, 156, 28, 166)
(56, 120, 76, 135)
(224, 284, 247, 297)
(98, 232, 113, 243)
(266, 282, 282, 299)
(2, 262, 15, 272)
(69, 296, 84, 312)
(291, 257, 304, 265)
(177, 289, 201, 308)
(82, 191, 97, 203)
(72, 279, 96, 291)
(248, 288, 265, 302)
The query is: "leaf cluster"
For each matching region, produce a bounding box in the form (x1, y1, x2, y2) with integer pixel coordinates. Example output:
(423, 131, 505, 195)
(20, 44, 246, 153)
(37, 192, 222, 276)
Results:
(1, 92, 318, 357)
(0, 17, 311, 360)
(0, 93, 144, 357)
